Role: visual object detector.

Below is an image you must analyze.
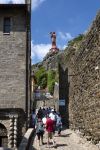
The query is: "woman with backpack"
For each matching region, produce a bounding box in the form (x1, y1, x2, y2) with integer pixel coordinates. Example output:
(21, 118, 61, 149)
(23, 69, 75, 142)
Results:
(35, 118, 44, 146)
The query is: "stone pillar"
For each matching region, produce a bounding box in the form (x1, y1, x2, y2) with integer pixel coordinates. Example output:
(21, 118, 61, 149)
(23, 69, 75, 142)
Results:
(8, 116, 14, 148)
(25, 0, 31, 4)
(13, 115, 18, 149)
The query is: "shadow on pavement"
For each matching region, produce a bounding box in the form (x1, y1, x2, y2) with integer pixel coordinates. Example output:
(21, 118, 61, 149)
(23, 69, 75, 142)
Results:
(56, 143, 68, 148)
(60, 133, 72, 137)
(54, 133, 72, 137)
(61, 126, 68, 131)
(29, 145, 37, 150)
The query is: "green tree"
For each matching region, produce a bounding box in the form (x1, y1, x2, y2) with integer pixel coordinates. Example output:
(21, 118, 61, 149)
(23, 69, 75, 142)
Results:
(35, 67, 47, 89)
(48, 79, 55, 95)
(38, 72, 47, 89)
(47, 70, 56, 95)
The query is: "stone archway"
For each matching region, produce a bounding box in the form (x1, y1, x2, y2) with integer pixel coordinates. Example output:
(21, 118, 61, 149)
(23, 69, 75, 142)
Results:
(0, 123, 8, 147)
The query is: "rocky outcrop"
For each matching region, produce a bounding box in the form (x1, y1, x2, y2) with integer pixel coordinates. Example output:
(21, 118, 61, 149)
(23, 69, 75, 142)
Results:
(33, 51, 60, 72)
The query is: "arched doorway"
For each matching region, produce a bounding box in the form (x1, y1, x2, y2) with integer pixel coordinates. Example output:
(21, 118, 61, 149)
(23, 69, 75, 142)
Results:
(0, 123, 8, 147)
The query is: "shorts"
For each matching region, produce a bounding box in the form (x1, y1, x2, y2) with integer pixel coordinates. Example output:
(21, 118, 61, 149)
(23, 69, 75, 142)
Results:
(47, 132, 53, 139)
(36, 131, 44, 140)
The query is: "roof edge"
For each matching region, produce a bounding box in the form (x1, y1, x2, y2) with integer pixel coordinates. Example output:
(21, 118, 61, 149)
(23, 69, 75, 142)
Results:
(0, 4, 27, 8)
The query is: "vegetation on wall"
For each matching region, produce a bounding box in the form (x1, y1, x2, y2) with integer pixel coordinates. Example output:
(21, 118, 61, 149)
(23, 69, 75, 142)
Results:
(68, 34, 84, 47)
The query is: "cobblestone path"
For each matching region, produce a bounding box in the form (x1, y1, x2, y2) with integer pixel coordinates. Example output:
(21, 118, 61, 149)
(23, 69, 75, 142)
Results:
(32, 128, 100, 150)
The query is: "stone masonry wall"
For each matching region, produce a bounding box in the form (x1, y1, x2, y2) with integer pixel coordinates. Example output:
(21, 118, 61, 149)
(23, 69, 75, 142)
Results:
(0, 5, 31, 148)
(0, 7, 26, 110)
(59, 11, 100, 142)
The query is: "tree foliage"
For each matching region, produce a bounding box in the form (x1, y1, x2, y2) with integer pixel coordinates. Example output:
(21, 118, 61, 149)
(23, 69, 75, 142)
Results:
(68, 34, 84, 46)
(35, 67, 47, 89)
(47, 70, 56, 95)
(34, 67, 58, 94)
(48, 79, 55, 95)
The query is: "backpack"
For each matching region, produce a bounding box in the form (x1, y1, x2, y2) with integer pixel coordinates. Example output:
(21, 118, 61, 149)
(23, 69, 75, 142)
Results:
(36, 122, 44, 133)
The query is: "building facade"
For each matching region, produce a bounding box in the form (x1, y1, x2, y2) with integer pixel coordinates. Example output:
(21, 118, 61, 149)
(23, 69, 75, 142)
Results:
(0, 1, 31, 149)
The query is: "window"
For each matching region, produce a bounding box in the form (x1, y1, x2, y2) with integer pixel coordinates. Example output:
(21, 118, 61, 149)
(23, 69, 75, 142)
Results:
(3, 17, 11, 34)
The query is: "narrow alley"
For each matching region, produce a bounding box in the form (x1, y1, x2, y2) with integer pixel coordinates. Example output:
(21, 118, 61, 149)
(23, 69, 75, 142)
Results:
(0, 1, 100, 150)
(32, 128, 100, 150)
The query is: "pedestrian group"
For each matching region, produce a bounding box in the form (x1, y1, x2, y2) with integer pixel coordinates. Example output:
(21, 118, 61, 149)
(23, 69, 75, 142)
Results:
(31, 107, 62, 148)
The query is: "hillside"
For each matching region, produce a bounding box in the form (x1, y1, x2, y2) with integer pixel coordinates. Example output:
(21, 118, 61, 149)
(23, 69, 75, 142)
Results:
(32, 33, 85, 95)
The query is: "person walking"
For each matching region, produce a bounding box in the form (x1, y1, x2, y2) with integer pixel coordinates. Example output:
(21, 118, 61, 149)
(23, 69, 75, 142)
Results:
(56, 113, 62, 136)
(35, 118, 44, 146)
(37, 107, 43, 119)
(49, 109, 57, 134)
(46, 115, 56, 147)
(31, 109, 36, 128)
(42, 115, 47, 127)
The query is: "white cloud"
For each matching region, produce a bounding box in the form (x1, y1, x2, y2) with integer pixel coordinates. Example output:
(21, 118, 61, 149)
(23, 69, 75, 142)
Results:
(32, 0, 46, 10)
(0, 0, 24, 3)
(31, 41, 51, 64)
(58, 32, 73, 41)
(63, 45, 67, 49)
(0, 0, 46, 11)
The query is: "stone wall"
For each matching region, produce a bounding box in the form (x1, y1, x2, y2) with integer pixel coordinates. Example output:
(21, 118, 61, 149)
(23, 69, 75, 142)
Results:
(0, 4, 31, 148)
(0, 109, 26, 148)
(18, 128, 34, 150)
(59, 11, 100, 142)
(0, 6, 27, 109)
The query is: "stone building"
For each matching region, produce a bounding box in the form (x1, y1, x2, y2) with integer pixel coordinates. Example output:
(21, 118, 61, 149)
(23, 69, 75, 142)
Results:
(0, 1, 31, 149)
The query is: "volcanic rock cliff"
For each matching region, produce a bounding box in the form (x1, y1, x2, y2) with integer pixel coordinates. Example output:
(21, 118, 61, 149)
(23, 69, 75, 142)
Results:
(32, 50, 60, 72)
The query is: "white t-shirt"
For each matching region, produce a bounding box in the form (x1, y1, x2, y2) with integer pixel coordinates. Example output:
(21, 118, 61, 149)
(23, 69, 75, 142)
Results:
(42, 117, 47, 124)
(49, 113, 56, 121)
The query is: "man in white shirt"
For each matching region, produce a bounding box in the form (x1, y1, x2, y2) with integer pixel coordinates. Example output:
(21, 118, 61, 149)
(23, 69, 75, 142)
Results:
(49, 109, 56, 121)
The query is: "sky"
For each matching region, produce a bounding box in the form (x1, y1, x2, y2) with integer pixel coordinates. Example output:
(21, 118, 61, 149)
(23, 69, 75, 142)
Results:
(0, 0, 100, 64)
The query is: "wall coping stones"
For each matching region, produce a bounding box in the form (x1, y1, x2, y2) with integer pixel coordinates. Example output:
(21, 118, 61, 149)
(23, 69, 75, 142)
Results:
(18, 128, 34, 150)
(0, 148, 11, 150)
